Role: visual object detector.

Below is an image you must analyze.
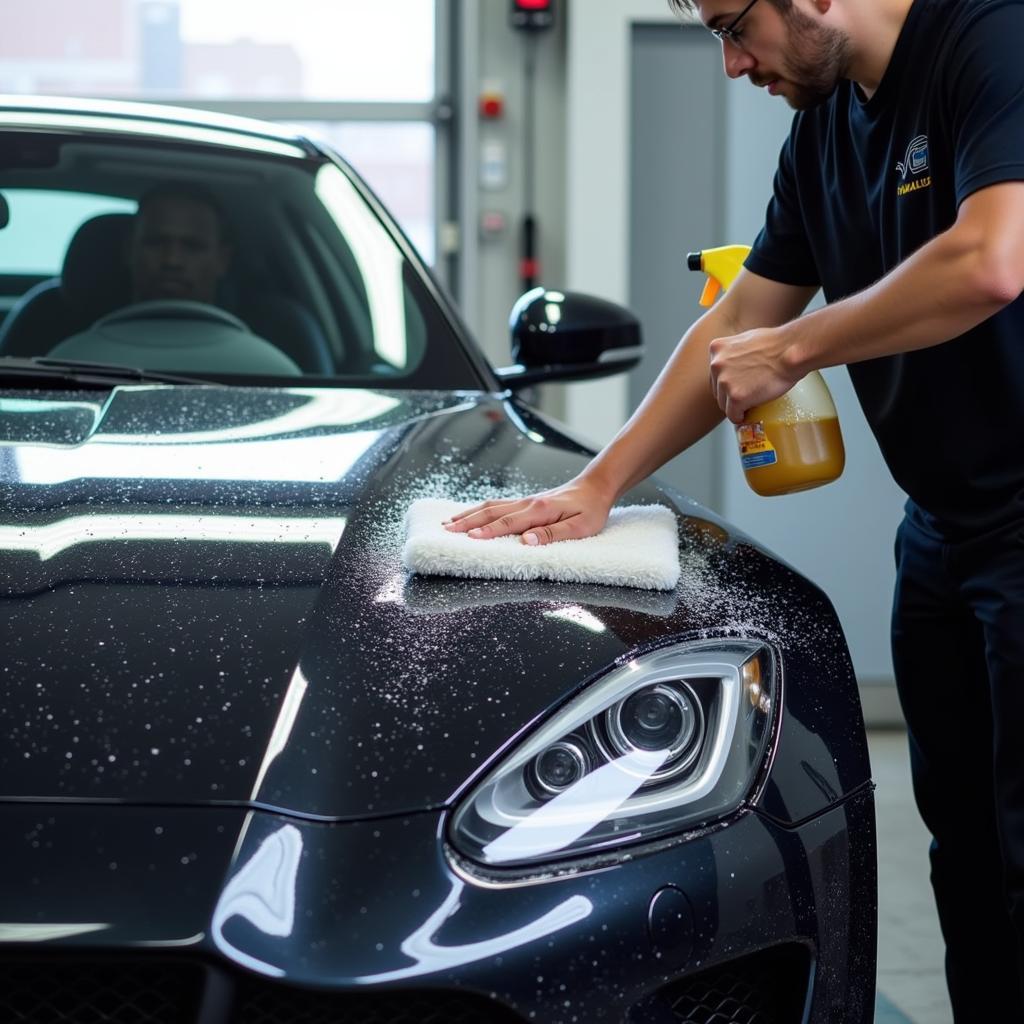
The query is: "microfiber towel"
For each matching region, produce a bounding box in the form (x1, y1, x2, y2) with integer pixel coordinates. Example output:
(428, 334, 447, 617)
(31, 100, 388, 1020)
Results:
(402, 498, 680, 591)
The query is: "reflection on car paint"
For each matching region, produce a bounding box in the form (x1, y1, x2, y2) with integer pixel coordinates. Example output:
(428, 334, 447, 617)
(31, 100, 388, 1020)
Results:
(249, 667, 310, 803)
(97, 390, 404, 444)
(212, 822, 303, 977)
(0, 922, 110, 942)
(500, 401, 546, 444)
(0, 396, 104, 445)
(355, 878, 592, 984)
(0, 514, 346, 561)
(12, 431, 385, 485)
(399, 576, 679, 619)
(542, 605, 607, 634)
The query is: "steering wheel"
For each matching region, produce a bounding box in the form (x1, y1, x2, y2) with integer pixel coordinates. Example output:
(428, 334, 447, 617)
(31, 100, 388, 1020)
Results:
(95, 300, 251, 333)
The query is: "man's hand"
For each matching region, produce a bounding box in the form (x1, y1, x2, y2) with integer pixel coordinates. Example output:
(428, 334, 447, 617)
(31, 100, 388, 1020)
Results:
(443, 476, 613, 546)
(708, 324, 801, 423)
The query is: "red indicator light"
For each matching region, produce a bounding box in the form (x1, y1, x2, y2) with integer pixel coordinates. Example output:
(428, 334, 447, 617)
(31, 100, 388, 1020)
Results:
(511, 0, 555, 31)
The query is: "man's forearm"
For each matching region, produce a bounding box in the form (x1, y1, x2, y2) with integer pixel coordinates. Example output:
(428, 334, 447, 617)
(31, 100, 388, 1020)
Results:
(578, 309, 730, 503)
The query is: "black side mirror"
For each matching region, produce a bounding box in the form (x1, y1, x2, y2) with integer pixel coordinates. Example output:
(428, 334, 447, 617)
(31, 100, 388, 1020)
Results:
(495, 288, 643, 388)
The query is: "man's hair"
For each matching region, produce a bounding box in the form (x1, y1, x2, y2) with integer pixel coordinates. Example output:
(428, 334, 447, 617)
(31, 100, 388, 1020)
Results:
(135, 182, 232, 244)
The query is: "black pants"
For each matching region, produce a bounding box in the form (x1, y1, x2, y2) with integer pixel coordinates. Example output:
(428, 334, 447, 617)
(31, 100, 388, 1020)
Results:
(892, 513, 1024, 1021)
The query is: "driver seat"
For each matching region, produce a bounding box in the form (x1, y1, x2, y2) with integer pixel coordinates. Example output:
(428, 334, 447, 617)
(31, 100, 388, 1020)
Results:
(0, 213, 133, 358)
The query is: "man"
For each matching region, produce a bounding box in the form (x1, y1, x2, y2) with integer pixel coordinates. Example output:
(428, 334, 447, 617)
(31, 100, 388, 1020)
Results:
(129, 184, 232, 306)
(445, 0, 1024, 1017)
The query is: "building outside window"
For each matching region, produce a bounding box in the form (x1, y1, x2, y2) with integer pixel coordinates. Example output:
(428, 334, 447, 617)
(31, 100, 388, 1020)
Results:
(2, 0, 444, 268)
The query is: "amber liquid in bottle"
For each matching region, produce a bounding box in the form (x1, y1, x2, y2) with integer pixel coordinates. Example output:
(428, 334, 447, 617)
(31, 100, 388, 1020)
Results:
(742, 416, 845, 497)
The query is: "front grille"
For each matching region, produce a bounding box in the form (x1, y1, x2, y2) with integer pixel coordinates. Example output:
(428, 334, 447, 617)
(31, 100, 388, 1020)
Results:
(0, 958, 524, 1024)
(234, 983, 524, 1024)
(0, 960, 204, 1023)
(660, 945, 810, 1024)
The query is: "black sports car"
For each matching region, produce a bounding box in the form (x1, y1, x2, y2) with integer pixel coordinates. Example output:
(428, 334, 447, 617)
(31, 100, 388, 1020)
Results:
(0, 96, 876, 1023)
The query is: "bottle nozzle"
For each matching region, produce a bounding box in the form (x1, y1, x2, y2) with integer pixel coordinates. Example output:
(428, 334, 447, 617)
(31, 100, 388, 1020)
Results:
(688, 244, 752, 307)
(699, 277, 722, 307)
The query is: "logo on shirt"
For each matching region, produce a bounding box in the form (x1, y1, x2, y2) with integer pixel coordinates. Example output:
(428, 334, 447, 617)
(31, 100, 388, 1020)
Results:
(896, 134, 932, 197)
(897, 135, 930, 178)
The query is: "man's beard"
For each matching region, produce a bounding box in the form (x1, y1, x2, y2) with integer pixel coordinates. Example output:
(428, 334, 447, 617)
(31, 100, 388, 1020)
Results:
(764, 8, 852, 110)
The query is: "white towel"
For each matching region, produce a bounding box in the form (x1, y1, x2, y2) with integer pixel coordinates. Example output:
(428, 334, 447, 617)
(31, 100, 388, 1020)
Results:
(402, 498, 680, 591)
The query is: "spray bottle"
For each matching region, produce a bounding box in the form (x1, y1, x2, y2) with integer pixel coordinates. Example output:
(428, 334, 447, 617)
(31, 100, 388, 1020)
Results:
(687, 244, 845, 496)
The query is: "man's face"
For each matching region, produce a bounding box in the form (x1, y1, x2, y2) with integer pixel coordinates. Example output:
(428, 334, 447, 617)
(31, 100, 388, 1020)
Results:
(702, 0, 852, 110)
(130, 197, 230, 304)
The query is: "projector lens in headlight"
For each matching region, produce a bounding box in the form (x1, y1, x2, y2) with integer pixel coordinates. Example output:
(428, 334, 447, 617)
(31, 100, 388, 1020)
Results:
(449, 640, 777, 870)
(602, 682, 704, 784)
(618, 686, 690, 750)
(528, 740, 590, 796)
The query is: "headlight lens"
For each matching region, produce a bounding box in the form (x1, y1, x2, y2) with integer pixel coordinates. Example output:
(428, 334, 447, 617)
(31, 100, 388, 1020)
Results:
(527, 740, 591, 797)
(601, 682, 704, 779)
(449, 640, 775, 869)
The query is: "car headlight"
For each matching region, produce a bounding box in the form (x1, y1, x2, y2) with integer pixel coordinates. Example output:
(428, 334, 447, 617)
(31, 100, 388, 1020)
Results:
(450, 640, 776, 869)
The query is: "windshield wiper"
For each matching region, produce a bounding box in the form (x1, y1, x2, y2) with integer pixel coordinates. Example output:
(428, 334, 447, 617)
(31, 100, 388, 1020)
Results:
(0, 357, 217, 388)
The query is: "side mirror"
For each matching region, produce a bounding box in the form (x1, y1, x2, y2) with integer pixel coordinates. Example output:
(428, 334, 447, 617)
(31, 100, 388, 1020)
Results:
(495, 288, 643, 388)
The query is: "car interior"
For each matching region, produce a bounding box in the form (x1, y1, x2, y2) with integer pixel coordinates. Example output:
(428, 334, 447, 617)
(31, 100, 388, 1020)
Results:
(0, 133, 473, 387)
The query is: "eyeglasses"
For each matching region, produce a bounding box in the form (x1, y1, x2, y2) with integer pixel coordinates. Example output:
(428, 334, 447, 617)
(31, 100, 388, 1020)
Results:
(710, 0, 762, 46)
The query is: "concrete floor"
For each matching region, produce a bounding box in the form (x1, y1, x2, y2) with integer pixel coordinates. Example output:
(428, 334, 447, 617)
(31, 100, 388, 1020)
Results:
(868, 729, 954, 1024)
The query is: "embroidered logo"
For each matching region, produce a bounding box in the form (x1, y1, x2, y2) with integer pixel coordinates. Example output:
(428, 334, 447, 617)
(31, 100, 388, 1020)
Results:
(896, 135, 929, 179)
(896, 134, 931, 197)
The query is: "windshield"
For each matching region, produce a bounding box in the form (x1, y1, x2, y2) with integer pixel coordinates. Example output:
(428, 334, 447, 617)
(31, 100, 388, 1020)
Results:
(0, 128, 485, 390)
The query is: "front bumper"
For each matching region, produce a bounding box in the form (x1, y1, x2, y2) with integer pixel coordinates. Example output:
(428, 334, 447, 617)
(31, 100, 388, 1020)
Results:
(0, 788, 875, 1023)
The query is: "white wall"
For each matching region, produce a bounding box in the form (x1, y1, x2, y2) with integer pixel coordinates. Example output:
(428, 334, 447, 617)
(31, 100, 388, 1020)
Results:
(566, 0, 906, 685)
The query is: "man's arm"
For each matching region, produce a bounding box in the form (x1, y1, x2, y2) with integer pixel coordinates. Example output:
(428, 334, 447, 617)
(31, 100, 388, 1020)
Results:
(584, 269, 816, 500)
(445, 270, 816, 544)
(711, 182, 1024, 422)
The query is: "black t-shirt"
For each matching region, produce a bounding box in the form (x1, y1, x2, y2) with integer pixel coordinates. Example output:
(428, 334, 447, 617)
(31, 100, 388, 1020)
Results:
(746, 0, 1024, 536)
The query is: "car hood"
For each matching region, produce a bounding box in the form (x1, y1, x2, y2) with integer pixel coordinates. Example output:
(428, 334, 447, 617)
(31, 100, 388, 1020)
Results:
(0, 384, 843, 819)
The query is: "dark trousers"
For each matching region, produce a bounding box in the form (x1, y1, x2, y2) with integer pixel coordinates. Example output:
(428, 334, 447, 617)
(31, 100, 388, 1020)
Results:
(892, 513, 1024, 1021)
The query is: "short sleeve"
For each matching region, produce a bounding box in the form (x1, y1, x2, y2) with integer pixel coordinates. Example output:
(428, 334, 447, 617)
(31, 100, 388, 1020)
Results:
(946, 1, 1024, 205)
(744, 124, 821, 288)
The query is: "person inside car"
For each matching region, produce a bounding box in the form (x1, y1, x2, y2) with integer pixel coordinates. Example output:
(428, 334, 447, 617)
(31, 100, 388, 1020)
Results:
(129, 183, 232, 307)
(46, 182, 302, 376)
(118, 182, 331, 374)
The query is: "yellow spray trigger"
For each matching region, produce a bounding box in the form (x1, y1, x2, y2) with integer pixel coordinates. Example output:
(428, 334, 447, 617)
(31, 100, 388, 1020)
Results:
(699, 277, 721, 307)
(688, 244, 752, 306)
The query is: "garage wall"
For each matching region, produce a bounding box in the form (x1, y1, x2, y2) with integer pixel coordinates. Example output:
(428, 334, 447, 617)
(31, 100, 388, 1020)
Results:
(457, 0, 567, 424)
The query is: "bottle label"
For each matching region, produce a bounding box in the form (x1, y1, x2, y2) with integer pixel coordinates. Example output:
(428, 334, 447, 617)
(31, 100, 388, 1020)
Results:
(737, 421, 778, 470)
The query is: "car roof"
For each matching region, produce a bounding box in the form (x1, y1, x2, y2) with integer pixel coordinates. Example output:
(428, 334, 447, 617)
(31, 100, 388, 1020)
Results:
(0, 95, 318, 160)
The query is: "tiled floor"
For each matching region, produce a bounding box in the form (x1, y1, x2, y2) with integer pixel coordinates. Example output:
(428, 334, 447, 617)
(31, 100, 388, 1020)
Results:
(868, 729, 954, 1024)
